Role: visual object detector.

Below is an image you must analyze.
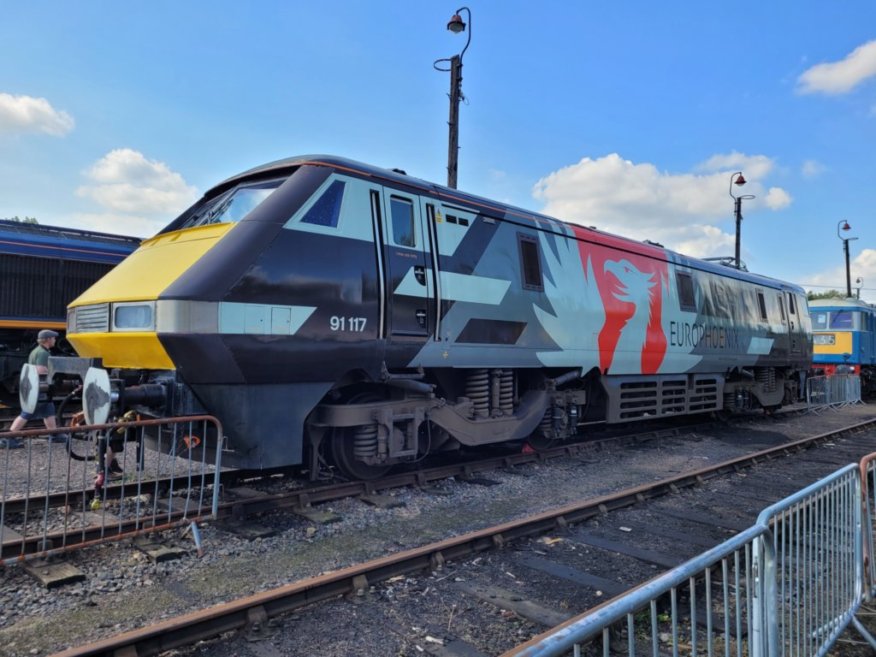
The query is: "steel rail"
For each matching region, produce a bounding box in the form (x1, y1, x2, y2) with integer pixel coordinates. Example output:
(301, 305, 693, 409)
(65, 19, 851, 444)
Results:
(0, 414, 744, 559)
(0, 409, 841, 560)
(0, 408, 777, 518)
(50, 416, 876, 657)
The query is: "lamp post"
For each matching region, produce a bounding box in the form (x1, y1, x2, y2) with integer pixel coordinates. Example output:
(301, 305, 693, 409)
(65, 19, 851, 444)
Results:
(729, 172, 755, 270)
(837, 220, 858, 298)
(434, 7, 472, 189)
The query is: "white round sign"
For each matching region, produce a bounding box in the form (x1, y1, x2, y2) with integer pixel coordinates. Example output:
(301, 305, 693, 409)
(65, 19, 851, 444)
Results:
(18, 364, 39, 414)
(82, 367, 112, 425)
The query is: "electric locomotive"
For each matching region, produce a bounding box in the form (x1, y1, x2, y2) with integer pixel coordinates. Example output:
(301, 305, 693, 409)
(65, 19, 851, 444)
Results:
(809, 298, 876, 394)
(42, 156, 812, 478)
(0, 219, 140, 402)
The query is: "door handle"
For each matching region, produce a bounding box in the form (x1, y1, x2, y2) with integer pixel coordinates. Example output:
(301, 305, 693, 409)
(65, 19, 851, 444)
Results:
(415, 309, 427, 327)
(414, 265, 426, 286)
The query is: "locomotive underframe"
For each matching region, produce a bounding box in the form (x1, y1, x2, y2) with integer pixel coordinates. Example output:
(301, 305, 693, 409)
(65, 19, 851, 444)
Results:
(39, 357, 801, 480)
(307, 364, 800, 477)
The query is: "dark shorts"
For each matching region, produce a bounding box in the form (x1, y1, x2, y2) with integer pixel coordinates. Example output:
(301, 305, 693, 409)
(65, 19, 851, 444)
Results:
(20, 401, 55, 421)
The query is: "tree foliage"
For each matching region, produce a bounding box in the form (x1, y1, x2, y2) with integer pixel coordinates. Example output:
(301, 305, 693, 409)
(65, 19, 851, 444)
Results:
(2, 216, 39, 224)
(807, 289, 845, 301)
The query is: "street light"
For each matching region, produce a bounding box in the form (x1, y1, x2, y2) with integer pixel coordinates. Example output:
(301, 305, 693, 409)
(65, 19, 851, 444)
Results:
(837, 220, 858, 298)
(729, 172, 755, 270)
(434, 6, 472, 189)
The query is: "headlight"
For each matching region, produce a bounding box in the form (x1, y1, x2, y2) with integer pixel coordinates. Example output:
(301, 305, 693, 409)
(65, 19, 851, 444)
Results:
(112, 302, 156, 331)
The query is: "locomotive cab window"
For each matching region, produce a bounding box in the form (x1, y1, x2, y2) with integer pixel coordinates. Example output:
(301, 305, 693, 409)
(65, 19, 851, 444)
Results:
(676, 272, 696, 312)
(831, 311, 851, 329)
(390, 196, 416, 248)
(301, 180, 346, 228)
(169, 178, 287, 231)
(518, 234, 543, 291)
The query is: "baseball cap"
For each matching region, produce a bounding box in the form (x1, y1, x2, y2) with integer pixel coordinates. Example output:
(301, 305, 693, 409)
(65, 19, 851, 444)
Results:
(38, 329, 59, 340)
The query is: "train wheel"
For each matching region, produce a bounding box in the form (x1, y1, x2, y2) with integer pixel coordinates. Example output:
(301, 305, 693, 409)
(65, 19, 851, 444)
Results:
(329, 426, 392, 480)
(526, 408, 556, 450)
(526, 432, 556, 451)
(328, 392, 392, 481)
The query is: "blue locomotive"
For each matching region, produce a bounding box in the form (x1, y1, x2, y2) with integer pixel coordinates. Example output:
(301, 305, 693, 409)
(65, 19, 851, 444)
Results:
(809, 298, 876, 394)
(48, 156, 812, 478)
(0, 219, 140, 401)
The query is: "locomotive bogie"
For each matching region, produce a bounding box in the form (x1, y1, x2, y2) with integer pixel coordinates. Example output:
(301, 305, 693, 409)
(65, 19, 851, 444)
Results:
(53, 156, 812, 477)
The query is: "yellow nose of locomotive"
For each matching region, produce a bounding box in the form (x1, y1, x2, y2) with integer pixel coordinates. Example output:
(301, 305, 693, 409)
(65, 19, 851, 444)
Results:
(67, 224, 234, 369)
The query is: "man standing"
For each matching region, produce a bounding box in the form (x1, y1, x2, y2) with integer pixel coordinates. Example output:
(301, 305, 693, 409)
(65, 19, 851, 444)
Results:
(0, 329, 67, 448)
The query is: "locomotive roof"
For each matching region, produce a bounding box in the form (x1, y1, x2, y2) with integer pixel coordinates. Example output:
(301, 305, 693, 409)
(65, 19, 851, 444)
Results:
(0, 219, 141, 247)
(211, 154, 805, 295)
(0, 219, 141, 262)
(808, 298, 875, 310)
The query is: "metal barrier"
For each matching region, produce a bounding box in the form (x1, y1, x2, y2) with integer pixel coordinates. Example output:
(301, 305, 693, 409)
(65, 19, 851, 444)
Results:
(806, 375, 863, 409)
(506, 462, 876, 657)
(508, 525, 767, 656)
(756, 464, 863, 656)
(863, 456, 876, 600)
(0, 415, 223, 566)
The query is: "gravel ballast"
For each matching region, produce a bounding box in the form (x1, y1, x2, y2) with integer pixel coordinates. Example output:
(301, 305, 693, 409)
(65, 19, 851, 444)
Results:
(1, 404, 874, 656)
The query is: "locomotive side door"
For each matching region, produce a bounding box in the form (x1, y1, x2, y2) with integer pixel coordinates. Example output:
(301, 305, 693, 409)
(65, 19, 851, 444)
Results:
(379, 189, 434, 339)
(785, 291, 802, 355)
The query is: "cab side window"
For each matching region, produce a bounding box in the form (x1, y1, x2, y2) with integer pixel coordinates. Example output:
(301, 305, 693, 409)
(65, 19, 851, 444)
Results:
(756, 292, 768, 321)
(390, 196, 415, 247)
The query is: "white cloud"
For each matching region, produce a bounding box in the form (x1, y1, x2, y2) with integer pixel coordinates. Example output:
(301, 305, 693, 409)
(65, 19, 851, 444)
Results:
(0, 92, 74, 136)
(765, 187, 792, 210)
(805, 249, 876, 304)
(797, 40, 876, 95)
(532, 152, 791, 259)
(70, 212, 170, 238)
(75, 149, 198, 235)
(801, 160, 825, 178)
(696, 152, 774, 178)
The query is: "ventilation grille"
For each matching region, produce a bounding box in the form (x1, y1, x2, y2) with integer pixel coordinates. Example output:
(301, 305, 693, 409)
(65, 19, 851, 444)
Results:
(605, 375, 724, 422)
(74, 303, 110, 333)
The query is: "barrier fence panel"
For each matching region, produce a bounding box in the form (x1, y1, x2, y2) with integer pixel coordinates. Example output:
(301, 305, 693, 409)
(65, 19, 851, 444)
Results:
(507, 462, 876, 657)
(863, 455, 876, 600)
(806, 375, 863, 409)
(508, 525, 768, 657)
(857, 453, 876, 648)
(755, 464, 862, 657)
(0, 415, 223, 566)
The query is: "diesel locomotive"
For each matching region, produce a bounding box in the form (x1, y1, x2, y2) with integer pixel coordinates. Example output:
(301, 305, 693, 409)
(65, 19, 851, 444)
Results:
(41, 156, 812, 478)
(0, 219, 140, 403)
(809, 297, 876, 394)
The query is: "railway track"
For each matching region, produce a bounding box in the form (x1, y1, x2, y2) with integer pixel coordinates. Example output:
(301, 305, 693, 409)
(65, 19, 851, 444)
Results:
(0, 408, 810, 561)
(46, 413, 876, 657)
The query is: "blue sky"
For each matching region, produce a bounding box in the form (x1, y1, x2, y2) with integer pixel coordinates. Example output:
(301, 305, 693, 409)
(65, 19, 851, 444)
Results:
(1, 2, 874, 302)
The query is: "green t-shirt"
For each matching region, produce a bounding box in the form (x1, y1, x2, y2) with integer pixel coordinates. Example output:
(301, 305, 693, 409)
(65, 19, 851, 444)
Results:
(28, 345, 50, 368)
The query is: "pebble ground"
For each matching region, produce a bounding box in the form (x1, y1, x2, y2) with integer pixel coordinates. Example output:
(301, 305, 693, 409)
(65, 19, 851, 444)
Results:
(1, 404, 874, 657)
